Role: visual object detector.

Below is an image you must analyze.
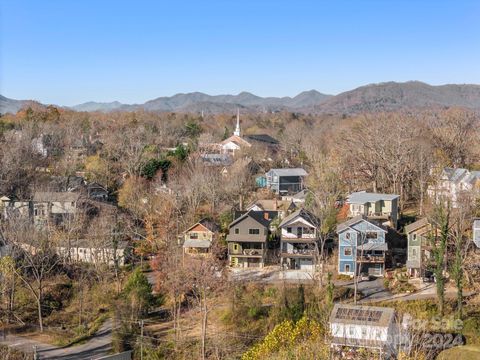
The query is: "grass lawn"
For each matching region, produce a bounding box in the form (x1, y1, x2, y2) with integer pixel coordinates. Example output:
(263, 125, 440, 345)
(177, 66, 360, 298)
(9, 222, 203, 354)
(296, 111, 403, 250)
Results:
(437, 345, 480, 360)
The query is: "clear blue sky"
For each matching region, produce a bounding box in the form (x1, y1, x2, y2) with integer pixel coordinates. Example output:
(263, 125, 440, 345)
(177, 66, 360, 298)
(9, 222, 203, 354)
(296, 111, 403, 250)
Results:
(1, 0, 479, 105)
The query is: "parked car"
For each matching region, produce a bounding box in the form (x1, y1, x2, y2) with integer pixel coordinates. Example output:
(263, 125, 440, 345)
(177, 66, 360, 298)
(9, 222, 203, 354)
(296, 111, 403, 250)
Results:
(422, 271, 434, 283)
(359, 272, 373, 281)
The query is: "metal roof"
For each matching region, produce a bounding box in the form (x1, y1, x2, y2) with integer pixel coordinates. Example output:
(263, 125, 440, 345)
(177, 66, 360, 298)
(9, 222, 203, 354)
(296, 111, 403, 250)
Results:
(33, 191, 80, 202)
(330, 303, 395, 327)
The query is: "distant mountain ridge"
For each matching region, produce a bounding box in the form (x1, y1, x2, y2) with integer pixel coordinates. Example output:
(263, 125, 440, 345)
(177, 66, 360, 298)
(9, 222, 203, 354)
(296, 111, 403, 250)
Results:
(3, 81, 480, 115)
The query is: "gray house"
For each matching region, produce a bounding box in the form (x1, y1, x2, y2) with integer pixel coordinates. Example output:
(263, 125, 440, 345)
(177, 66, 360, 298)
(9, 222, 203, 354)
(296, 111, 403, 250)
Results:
(265, 168, 308, 195)
(405, 218, 431, 278)
(227, 210, 271, 268)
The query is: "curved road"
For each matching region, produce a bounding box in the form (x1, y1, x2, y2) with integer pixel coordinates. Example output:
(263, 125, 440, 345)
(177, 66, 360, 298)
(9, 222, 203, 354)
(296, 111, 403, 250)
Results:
(1, 319, 112, 360)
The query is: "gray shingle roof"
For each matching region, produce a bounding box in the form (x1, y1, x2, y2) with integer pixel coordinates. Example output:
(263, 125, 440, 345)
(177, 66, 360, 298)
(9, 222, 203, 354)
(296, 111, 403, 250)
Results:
(268, 168, 308, 177)
(347, 191, 399, 204)
(33, 192, 80, 202)
(404, 218, 429, 234)
(183, 239, 211, 248)
(279, 208, 319, 228)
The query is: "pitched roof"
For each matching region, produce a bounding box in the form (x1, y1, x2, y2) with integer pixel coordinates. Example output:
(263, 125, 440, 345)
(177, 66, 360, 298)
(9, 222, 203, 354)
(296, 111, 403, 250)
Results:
(229, 210, 271, 229)
(33, 191, 80, 203)
(221, 135, 251, 147)
(279, 208, 319, 228)
(330, 303, 395, 327)
(347, 191, 399, 204)
(404, 218, 430, 234)
(248, 199, 295, 212)
(336, 215, 386, 233)
(268, 168, 308, 177)
(245, 134, 279, 145)
(184, 218, 219, 233)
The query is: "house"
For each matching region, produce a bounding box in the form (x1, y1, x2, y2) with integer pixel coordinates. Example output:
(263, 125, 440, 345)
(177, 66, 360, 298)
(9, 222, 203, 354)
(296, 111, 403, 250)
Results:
(55, 239, 128, 266)
(346, 191, 400, 228)
(183, 218, 219, 255)
(473, 219, 480, 249)
(200, 153, 233, 167)
(0, 196, 32, 220)
(32, 191, 80, 227)
(282, 189, 309, 205)
(227, 210, 271, 268)
(86, 182, 109, 201)
(279, 209, 319, 271)
(329, 304, 399, 359)
(246, 199, 296, 220)
(427, 167, 480, 207)
(405, 218, 432, 278)
(265, 168, 308, 195)
(337, 216, 388, 277)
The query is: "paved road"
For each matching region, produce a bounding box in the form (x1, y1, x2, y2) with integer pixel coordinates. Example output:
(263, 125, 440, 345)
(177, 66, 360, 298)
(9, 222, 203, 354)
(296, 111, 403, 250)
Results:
(1, 319, 112, 360)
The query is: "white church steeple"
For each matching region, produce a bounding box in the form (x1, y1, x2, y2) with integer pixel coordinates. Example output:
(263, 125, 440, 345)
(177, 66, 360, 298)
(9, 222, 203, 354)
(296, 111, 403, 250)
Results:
(234, 108, 241, 137)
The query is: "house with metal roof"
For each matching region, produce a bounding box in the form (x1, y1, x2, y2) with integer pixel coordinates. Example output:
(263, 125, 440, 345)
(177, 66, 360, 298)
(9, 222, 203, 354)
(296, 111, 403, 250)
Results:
(329, 304, 399, 359)
(226, 210, 271, 268)
(337, 216, 388, 277)
(346, 191, 400, 228)
(265, 168, 308, 195)
(279, 209, 319, 271)
(427, 167, 480, 208)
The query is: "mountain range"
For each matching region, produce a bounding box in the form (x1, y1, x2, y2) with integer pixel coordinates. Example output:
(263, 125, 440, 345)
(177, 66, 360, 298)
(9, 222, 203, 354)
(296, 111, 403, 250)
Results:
(2, 81, 480, 115)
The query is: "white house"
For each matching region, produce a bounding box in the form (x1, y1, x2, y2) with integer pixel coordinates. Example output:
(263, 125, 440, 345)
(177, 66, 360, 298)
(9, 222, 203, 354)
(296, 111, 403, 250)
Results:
(56, 239, 128, 266)
(428, 167, 480, 208)
(330, 304, 399, 359)
(279, 209, 319, 271)
(473, 219, 480, 249)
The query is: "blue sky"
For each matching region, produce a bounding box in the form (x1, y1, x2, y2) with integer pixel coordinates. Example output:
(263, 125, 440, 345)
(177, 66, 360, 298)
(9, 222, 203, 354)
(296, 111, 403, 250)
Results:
(1, 0, 479, 105)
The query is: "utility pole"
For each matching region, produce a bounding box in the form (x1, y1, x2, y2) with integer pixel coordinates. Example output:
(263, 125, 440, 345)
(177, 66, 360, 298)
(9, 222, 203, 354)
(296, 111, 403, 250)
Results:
(140, 319, 144, 360)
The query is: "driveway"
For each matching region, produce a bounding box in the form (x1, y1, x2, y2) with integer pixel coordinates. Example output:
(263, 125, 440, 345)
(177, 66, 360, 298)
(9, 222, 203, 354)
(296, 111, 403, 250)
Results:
(1, 319, 113, 360)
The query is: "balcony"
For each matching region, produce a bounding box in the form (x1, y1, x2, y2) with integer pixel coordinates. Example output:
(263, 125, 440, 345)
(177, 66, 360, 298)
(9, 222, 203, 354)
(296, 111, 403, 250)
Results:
(357, 255, 385, 263)
(229, 246, 264, 257)
(281, 248, 316, 257)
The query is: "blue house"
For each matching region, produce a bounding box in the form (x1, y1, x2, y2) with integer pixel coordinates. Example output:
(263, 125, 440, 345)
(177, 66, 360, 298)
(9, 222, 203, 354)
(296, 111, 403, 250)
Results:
(337, 216, 388, 277)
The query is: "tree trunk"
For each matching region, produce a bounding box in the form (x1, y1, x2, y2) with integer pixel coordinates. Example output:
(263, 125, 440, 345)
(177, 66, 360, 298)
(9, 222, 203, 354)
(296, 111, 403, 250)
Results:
(201, 291, 207, 360)
(36, 295, 43, 332)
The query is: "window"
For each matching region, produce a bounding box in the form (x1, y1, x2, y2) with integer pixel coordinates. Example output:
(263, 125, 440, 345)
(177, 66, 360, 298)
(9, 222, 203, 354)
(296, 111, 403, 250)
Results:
(234, 228, 239, 234)
(412, 248, 417, 258)
(249, 229, 260, 235)
(233, 244, 239, 252)
(349, 326, 354, 336)
(190, 232, 198, 239)
(345, 232, 351, 240)
(366, 232, 377, 239)
(34, 209, 38, 216)
(344, 247, 352, 256)
(376, 329, 382, 339)
(287, 227, 292, 233)
(361, 327, 367, 337)
(345, 264, 351, 272)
